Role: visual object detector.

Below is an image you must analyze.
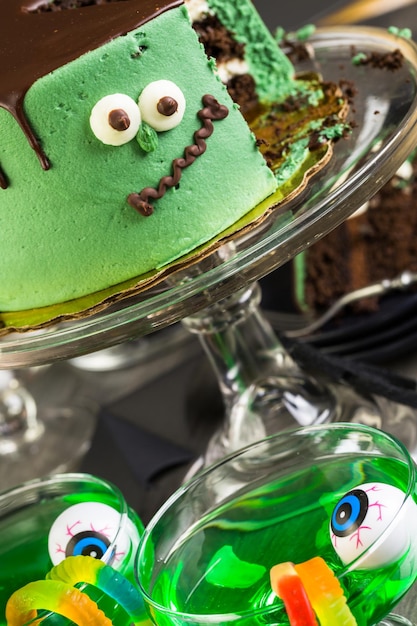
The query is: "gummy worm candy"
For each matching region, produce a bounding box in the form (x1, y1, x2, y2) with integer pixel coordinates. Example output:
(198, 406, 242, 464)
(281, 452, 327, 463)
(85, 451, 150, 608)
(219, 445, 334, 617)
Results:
(270, 562, 318, 626)
(6, 579, 112, 626)
(295, 557, 357, 626)
(47, 554, 145, 622)
(270, 557, 357, 626)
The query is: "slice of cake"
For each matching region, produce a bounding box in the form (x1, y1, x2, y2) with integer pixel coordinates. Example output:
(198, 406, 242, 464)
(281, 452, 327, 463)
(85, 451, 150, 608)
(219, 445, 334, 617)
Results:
(0, 0, 348, 330)
(292, 152, 417, 316)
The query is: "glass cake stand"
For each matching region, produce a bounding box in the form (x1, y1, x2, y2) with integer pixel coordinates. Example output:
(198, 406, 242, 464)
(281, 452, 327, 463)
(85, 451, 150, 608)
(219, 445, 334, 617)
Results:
(1, 27, 417, 485)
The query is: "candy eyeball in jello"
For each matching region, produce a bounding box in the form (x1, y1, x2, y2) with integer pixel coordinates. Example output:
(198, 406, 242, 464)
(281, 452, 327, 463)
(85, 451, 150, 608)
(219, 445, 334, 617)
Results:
(330, 482, 417, 569)
(48, 502, 140, 570)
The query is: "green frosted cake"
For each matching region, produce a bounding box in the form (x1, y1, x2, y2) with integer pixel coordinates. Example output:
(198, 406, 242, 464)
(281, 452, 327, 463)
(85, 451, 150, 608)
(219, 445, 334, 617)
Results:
(0, 0, 347, 329)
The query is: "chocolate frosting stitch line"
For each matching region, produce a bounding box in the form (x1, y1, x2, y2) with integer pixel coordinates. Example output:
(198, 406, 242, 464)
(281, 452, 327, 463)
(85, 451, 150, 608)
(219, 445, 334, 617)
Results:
(0, 171, 8, 190)
(128, 94, 229, 216)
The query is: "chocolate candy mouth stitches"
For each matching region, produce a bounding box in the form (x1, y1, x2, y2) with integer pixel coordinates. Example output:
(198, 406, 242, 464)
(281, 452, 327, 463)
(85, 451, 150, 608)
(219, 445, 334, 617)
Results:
(127, 93, 229, 216)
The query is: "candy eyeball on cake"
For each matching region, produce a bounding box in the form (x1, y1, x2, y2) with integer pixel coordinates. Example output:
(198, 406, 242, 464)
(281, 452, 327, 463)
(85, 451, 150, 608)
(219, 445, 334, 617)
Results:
(90, 94, 142, 146)
(330, 482, 417, 569)
(90, 81, 186, 148)
(138, 80, 186, 132)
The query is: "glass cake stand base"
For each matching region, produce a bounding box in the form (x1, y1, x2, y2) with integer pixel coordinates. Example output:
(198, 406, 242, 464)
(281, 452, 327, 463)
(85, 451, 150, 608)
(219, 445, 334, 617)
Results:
(183, 281, 388, 477)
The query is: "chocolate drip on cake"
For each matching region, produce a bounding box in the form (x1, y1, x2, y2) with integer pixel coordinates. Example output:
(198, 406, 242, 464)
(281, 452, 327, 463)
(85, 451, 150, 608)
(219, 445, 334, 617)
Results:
(0, 0, 183, 186)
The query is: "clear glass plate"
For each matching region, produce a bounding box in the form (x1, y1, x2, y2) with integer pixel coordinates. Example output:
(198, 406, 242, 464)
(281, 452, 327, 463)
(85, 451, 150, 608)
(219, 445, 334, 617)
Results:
(2, 26, 417, 367)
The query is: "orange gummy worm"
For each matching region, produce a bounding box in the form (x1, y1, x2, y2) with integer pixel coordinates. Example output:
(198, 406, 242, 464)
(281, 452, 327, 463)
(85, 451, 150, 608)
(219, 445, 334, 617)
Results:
(270, 562, 318, 626)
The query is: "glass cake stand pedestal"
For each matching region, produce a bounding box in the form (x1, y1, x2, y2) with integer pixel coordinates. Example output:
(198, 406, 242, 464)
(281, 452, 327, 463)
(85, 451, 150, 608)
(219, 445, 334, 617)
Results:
(0, 27, 417, 499)
(181, 278, 388, 477)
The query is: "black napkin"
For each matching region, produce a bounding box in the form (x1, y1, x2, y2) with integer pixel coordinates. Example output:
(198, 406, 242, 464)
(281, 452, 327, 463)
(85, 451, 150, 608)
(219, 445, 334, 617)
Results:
(98, 408, 194, 486)
(279, 332, 417, 409)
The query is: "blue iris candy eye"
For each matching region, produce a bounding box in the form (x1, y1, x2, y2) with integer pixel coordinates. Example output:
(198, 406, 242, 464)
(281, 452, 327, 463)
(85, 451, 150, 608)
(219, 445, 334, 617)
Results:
(331, 489, 369, 537)
(48, 501, 135, 568)
(330, 482, 417, 569)
(66, 529, 110, 559)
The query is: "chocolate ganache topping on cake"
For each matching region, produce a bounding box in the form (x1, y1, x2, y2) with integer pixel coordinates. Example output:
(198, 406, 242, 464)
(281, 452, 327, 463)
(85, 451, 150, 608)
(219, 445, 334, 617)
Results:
(0, 0, 183, 188)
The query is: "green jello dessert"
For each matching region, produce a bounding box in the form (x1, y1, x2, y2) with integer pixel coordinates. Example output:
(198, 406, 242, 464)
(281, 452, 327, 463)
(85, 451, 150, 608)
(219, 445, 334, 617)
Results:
(0, 0, 347, 328)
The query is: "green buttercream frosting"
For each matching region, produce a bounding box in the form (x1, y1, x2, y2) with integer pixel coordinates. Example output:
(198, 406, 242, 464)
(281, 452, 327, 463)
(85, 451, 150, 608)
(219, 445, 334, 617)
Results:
(295, 24, 316, 41)
(275, 139, 310, 187)
(274, 26, 286, 45)
(273, 24, 316, 44)
(319, 124, 348, 141)
(137, 122, 159, 153)
(207, 0, 295, 102)
(388, 26, 412, 39)
(352, 52, 367, 65)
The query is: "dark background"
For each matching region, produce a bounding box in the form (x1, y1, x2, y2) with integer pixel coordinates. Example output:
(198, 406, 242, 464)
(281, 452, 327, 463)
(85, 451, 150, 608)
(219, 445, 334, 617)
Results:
(254, 0, 349, 30)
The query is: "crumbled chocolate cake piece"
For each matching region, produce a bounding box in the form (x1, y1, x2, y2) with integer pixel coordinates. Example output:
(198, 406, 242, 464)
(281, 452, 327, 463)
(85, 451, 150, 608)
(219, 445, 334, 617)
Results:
(304, 157, 417, 314)
(308, 131, 329, 151)
(280, 38, 313, 64)
(192, 13, 258, 113)
(192, 14, 245, 63)
(227, 73, 258, 114)
(339, 79, 357, 105)
(352, 48, 404, 70)
(305, 227, 353, 311)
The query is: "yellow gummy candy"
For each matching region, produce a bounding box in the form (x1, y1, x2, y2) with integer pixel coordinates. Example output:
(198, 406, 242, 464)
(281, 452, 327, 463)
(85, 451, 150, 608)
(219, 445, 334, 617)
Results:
(46, 554, 105, 585)
(294, 557, 357, 626)
(6, 579, 112, 626)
